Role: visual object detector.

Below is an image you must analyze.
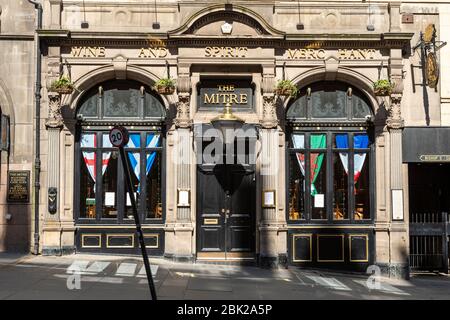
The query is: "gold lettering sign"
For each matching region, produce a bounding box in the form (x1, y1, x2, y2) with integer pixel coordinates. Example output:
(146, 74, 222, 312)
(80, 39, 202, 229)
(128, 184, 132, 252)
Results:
(138, 47, 168, 58)
(286, 49, 376, 60)
(205, 46, 248, 58)
(71, 47, 106, 58)
(203, 84, 248, 105)
(199, 79, 253, 110)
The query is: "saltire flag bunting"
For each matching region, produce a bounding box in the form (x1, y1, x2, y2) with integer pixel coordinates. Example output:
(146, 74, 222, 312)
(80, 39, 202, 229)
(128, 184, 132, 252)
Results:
(291, 134, 326, 196)
(127, 133, 161, 193)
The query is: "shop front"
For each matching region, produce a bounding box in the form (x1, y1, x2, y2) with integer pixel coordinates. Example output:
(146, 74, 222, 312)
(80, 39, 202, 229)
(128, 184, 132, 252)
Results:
(36, 3, 413, 276)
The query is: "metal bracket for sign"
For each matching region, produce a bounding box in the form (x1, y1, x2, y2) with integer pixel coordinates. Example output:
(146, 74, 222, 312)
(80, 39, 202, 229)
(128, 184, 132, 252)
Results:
(109, 126, 157, 301)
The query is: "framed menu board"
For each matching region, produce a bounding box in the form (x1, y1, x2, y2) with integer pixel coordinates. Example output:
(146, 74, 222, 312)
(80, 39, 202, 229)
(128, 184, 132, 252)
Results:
(7, 170, 30, 203)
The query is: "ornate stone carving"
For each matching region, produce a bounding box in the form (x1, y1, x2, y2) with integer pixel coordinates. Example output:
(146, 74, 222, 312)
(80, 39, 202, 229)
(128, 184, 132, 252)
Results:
(260, 94, 278, 129)
(386, 94, 404, 130)
(46, 93, 64, 128)
(175, 93, 192, 128)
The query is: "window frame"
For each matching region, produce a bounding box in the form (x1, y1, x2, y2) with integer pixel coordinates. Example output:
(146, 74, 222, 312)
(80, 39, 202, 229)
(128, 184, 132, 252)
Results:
(74, 127, 165, 225)
(286, 82, 372, 123)
(286, 129, 375, 225)
(77, 80, 166, 122)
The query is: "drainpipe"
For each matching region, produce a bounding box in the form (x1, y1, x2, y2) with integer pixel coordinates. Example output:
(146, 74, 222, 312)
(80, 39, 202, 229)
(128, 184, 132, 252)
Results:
(28, 0, 42, 255)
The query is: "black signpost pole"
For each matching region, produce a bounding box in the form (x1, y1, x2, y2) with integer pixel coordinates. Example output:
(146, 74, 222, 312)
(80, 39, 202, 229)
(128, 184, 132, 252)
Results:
(118, 145, 157, 301)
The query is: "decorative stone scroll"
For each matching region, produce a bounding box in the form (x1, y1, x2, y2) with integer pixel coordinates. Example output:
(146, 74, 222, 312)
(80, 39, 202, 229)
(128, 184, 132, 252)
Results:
(174, 75, 192, 128)
(387, 94, 404, 130)
(46, 93, 64, 128)
(260, 76, 278, 129)
(174, 93, 192, 128)
(260, 94, 278, 129)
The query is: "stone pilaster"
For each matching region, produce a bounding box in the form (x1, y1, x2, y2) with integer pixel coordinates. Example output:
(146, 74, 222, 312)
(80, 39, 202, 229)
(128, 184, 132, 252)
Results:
(165, 73, 194, 262)
(258, 70, 285, 268)
(42, 93, 64, 255)
(376, 48, 409, 278)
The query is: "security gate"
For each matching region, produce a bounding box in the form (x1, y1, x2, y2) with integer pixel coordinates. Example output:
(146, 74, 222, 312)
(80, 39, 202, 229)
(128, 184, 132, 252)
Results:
(409, 212, 449, 272)
(408, 163, 450, 273)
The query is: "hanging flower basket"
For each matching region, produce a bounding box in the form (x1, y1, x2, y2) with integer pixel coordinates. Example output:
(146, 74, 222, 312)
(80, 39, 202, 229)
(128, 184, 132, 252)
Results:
(154, 78, 176, 95)
(50, 76, 74, 95)
(373, 79, 393, 96)
(275, 80, 298, 98)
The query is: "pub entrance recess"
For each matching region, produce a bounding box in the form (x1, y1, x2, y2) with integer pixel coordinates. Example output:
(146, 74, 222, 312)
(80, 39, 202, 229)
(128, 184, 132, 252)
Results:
(195, 123, 257, 260)
(196, 164, 256, 259)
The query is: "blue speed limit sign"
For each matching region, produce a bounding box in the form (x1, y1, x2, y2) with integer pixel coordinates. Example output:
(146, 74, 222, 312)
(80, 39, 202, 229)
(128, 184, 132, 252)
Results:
(109, 126, 129, 147)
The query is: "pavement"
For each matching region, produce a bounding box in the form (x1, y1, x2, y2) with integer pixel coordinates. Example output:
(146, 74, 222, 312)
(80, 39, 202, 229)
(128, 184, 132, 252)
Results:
(0, 253, 450, 300)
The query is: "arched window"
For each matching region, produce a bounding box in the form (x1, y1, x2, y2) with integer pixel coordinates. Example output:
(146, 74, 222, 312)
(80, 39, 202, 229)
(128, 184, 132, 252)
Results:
(286, 81, 372, 121)
(287, 81, 374, 224)
(75, 80, 165, 225)
(77, 80, 166, 120)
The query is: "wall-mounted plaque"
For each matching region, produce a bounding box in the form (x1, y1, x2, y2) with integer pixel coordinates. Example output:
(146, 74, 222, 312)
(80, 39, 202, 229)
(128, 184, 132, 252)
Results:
(262, 190, 276, 208)
(177, 188, 190, 207)
(197, 78, 254, 111)
(7, 170, 30, 203)
(392, 189, 404, 221)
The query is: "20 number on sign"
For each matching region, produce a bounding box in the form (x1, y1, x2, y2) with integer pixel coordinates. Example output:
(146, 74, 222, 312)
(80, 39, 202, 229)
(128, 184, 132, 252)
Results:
(109, 126, 129, 147)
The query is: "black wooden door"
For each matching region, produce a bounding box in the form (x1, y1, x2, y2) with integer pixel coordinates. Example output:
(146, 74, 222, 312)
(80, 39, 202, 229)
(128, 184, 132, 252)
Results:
(197, 164, 255, 255)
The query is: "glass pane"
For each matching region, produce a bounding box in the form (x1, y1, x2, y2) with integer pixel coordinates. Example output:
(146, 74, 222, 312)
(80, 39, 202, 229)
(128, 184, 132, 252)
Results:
(291, 134, 304, 149)
(102, 133, 112, 148)
(146, 152, 162, 219)
(78, 95, 98, 117)
(352, 94, 372, 119)
(146, 133, 161, 148)
(354, 134, 369, 149)
(333, 133, 348, 149)
(311, 152, 326, 219)
(286, 95, 307, 119)
(80, 151, 96, 219)
(289, 153, 305, 220)
(103, 87, 140, 117)
(333, 153, 348, 220)
(126, 133, 141, 148)
(354, 152, 370, 220)
(145, 92, 165, 118)
(81, 133, 96, 148)
(125, 151, 141, 219)
(102, 151, 118, 218)
(311, 89, 346, 118)
(310, 134, 326, 149)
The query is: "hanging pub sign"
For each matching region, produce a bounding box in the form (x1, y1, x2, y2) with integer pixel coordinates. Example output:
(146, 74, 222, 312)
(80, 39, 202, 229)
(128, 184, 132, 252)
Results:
(197, 79, 254, 111)
(7, 170, 30, 203)
(426, 52, 439, 89)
